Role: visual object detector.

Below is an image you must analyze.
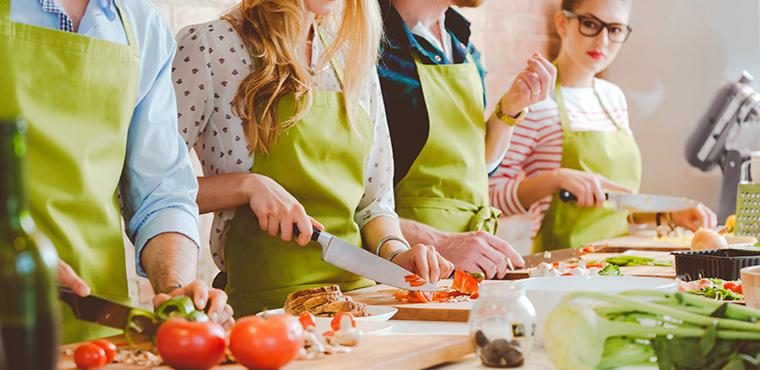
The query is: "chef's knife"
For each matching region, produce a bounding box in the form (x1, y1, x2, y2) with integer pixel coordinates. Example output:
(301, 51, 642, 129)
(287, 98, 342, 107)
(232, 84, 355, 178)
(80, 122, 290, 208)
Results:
(559, 189, 698, 213)
(296, 228, 443, 292)
(59, 288, 158, 337)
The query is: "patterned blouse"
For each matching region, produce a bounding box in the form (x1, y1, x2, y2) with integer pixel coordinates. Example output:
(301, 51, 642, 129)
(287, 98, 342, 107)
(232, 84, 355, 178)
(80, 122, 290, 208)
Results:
(173, 19, 397, 270)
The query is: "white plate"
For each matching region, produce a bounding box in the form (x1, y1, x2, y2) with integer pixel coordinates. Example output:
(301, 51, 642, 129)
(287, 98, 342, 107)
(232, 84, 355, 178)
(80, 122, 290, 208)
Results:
(258, 305, 397, 322)
(513, 276, 677, 345)
(256, 307, 394, 335)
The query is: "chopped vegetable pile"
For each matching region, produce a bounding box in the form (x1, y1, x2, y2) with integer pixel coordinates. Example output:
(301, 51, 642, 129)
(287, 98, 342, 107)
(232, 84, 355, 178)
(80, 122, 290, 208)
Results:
(680, 278, 744, 301)
(545, 290, 760, 370)
(604, 255, 672, 267)
(394, 269, 483, 303)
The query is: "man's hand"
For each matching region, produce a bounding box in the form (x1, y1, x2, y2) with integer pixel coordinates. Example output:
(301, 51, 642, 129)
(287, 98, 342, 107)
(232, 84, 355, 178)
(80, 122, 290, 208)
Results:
(153, 280, 234, 330)
(58, 260, 90, 297)
(434, 231, 525, 280)
(500, 53, 556, 116)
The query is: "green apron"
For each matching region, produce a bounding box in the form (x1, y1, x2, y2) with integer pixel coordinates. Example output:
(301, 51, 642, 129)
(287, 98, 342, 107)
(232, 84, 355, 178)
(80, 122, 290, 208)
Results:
(534, 79, 642, 252)
(394, 54, 500, 234)
(0, 1, 140, 343)
(224, 48, 375, 317)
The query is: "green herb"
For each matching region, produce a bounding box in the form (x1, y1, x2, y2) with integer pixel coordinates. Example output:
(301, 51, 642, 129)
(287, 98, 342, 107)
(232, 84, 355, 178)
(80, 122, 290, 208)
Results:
(598, 264, 622, 276)
(691, 287, 744, 302)
(544, 290, 760, 370)
(604, 255, 672, 267)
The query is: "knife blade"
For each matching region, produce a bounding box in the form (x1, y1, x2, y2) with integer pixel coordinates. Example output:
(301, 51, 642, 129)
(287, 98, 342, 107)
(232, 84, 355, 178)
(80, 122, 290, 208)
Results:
(559, 189, 698, 213)
(59, 288, 158, 336)
(297, 228, 443, 292)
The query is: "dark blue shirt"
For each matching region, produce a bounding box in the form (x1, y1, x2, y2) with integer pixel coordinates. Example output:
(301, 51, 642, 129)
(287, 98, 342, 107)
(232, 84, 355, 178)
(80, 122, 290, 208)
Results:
(377, 0, 487, 185)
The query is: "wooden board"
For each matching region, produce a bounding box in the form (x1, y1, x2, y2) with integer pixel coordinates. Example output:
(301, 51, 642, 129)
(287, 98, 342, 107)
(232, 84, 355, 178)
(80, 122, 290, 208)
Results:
(58, 334, 473, 370)
(347, 282, 472, 323)
(504, 246, 682, 280)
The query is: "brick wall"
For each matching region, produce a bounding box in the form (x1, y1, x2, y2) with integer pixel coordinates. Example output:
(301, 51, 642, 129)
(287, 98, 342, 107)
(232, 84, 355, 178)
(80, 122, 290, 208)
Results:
(459, 0, 561, 111)
(126, 0, 563, 305)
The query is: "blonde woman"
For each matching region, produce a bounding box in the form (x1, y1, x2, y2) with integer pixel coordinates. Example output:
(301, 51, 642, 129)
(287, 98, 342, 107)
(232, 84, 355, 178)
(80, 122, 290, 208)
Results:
(173, 0, 454, 316)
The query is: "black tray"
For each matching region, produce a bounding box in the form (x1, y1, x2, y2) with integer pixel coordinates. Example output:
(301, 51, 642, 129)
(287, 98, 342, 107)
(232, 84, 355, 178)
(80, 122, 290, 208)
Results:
(672, 249, 760, 281)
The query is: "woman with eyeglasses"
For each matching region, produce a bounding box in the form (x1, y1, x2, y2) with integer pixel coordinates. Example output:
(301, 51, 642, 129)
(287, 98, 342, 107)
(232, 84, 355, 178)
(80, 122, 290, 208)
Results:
(490, 0, 717, 252)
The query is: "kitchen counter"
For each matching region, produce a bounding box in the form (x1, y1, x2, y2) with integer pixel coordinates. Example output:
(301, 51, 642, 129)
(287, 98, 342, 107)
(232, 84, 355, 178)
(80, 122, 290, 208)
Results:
(379, 320, 554, 370)
(58, 232, 685, 370)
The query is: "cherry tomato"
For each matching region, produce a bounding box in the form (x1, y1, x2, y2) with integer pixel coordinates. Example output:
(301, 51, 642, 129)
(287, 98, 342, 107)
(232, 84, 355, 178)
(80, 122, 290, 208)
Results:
(74, 343, 107, 370)
(299, 312, 317, 329)
(90, 339, 117, 363)
(155, 319, 226, 370)
(229, 315, 304, 370)
(330, 312, 357, 331)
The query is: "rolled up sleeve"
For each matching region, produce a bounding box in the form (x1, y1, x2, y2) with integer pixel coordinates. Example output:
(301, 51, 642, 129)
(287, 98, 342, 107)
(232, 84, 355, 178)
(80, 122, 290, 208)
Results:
(120, 36, 201, 277)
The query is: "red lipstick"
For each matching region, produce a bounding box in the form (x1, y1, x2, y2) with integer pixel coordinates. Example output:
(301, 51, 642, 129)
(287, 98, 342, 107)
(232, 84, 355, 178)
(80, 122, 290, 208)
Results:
(587, 50, 604, 60)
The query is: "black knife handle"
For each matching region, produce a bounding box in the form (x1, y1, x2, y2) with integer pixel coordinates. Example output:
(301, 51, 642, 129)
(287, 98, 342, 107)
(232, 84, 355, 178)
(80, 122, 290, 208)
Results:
(293, 225, 322, 241)
(58, 286, 78, 308)
(559, 189, 610, 203)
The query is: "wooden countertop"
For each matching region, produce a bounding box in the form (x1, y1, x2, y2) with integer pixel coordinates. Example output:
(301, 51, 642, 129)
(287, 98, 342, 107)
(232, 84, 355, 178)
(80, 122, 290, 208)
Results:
(59, 232, 687, 370)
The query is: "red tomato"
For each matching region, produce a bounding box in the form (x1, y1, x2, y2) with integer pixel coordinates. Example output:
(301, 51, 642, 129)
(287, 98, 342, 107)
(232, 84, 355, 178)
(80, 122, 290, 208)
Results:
(330, 312, 357, 331)
(155, 319, 226, 370)
(724, 281, 743, 294)
(74, 343, 107, 370)
(229, 315, 304, 370)
(90, 339, 117, 363)
(299, 312, 317, 329)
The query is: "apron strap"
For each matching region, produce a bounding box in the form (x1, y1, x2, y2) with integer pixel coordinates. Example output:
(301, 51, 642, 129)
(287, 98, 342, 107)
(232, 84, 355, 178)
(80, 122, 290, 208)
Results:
(113, 0, 138, 52)
(553, 61, 625, 132)
(396, 196, 501, 232)
(0, 0, 9, 20)
(411, 50, 475, 66)
(315, 25, 345, 88)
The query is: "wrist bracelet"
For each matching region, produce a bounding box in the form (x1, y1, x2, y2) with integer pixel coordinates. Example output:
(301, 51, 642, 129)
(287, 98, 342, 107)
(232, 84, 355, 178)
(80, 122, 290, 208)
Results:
(387, 249, 407, 263)
(374, 236, 410, 257)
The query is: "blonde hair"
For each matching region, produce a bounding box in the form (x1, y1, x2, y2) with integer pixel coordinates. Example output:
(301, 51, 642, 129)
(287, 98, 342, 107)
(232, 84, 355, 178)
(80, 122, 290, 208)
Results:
(223, 0, 383, 156)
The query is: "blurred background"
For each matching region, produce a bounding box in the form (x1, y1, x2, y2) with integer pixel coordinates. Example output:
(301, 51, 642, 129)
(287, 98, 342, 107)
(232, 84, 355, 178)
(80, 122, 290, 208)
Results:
(124, 0, 760, 306)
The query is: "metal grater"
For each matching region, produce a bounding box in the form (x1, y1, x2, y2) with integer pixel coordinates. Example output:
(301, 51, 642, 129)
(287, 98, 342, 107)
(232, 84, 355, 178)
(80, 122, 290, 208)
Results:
(735, 183, 760, 237)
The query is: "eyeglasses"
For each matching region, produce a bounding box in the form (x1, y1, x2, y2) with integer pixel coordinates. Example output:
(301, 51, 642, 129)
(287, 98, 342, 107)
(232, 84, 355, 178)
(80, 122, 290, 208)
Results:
(562, 10, 632, 43)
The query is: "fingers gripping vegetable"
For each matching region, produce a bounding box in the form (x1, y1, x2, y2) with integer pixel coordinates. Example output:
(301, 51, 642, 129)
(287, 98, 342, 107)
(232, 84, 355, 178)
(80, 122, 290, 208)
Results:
(125, 296, 209, 344)
(544, 291, 760, 370)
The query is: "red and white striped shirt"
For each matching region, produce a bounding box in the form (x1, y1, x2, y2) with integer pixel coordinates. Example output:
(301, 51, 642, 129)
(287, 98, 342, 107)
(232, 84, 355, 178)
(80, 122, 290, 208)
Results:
(489, 78, 631, 236)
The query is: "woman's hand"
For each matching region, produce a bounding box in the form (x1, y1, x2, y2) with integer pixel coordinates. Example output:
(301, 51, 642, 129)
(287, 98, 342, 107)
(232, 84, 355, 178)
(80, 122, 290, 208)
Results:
(391, 244, 455, 285)
(671, 203, 718, 231)
(500, 53, 557, 116)
(553, 168, 633, 208)
(244, 174, 323, 246)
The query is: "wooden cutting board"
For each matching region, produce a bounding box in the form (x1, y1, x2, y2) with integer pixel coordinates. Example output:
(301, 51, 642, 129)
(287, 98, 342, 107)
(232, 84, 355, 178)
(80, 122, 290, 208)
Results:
(347, 281, 473, 323)
(58, 334, 473, 370)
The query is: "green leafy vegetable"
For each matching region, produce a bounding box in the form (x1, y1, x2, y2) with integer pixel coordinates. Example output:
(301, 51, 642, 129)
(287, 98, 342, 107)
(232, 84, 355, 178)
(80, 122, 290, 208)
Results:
(604, 256, 672, 267)
(598, 264, 622, 276)
(544, 290, 760, 370)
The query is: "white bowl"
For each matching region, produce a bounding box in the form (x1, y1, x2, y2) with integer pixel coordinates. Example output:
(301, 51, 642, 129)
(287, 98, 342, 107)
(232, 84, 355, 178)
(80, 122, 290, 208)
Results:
(514, 276, 677, 345)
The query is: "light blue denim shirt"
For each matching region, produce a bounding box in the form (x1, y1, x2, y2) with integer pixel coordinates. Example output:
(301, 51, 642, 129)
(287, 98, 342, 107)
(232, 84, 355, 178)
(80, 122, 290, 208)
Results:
(11, 0, 201, 276)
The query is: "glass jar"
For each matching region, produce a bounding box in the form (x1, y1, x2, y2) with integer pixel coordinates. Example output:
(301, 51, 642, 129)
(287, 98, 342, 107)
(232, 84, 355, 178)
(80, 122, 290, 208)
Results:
(468, 282, 536, 368)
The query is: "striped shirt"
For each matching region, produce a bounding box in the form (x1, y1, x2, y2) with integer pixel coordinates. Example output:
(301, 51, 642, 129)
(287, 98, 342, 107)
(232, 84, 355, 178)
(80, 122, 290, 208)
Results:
(489, 78, 630, 236)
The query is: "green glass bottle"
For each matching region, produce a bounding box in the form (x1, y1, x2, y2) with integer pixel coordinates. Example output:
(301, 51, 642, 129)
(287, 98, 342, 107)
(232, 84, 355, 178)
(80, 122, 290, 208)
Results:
(0, 117, 59, 370)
